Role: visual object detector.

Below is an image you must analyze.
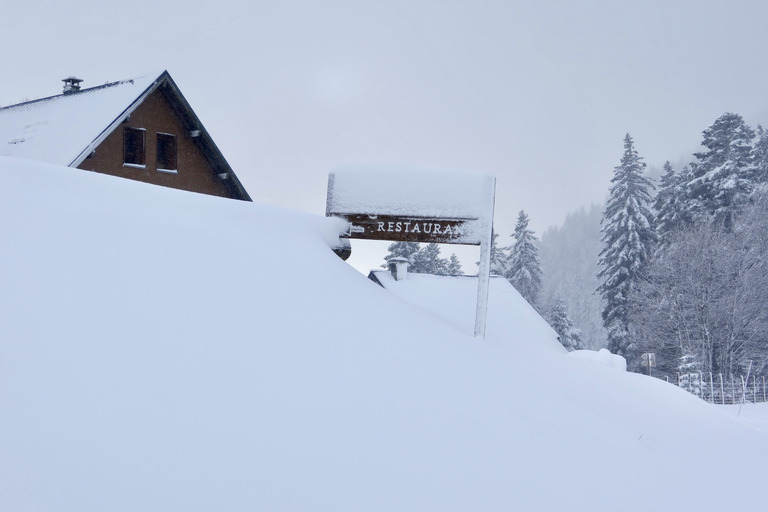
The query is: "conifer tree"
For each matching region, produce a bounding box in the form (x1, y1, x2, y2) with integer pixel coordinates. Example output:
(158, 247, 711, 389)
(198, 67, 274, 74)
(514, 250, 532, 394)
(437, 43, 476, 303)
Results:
(678, 354, 703, 398)
(597, 134, 656, 368)
(382, 241, 420, 268)
(505, 210, 542, 307)
(446, 253, 463, 275)
(547, 298, 585, 351)
(410, 243, 448, 274)
(683, 113, 755, 229)
(654, 161, 689, 249)
(489, 232, 508, 276)
(751, 125, 768, 187)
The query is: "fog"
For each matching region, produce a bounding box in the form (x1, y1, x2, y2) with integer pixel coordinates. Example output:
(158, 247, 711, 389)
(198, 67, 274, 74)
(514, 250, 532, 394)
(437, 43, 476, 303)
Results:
(3, 0, 767, 271)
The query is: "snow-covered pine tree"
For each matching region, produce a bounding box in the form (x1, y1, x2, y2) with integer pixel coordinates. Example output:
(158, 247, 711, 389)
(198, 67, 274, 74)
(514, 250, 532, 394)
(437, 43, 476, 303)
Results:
(505, 210, 542, 307)
(678, 353, 703, 398)
(597, 134, 656, 369)
(547, 298, 585, 351)
(751, 125, 768, 189)
(446, 253, 463, 275)
(489, 232, 508, 276)
(410, 243, 448, 274)
(683, 113, 755, 229)
(382, 241, 420, 268)
(654, 161, 689, 250)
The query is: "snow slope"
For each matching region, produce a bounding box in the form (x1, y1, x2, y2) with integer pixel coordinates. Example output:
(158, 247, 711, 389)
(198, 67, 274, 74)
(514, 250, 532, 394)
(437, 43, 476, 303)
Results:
(368, 270, 565, 352)
(1, 157, 767, 511)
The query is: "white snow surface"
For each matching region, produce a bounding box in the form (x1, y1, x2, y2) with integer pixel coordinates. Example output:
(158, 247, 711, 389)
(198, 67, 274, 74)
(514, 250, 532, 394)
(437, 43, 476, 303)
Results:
(369, 271, 564, 353)
(328, 165, 495, 220)
(570, 347, 628, 371)
(2, 156, 767, 511)
(0, 72, 161, 165)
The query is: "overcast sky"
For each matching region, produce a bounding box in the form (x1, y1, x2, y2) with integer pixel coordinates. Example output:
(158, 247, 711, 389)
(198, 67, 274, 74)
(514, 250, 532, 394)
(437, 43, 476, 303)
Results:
(3, 0, 768, 271)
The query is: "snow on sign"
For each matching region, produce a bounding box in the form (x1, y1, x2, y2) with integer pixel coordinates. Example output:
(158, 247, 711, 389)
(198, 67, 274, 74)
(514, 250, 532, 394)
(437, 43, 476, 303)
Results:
(326, 166, 496, 338)
(326, 166, 495, 245)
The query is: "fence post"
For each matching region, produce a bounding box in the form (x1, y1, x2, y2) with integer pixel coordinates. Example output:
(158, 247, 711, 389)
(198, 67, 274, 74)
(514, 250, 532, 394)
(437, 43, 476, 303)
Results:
(709, 372, 714, 403)
(720, 374, 725, 405)
(754, 376, 757, 403)
(731, 374, 736, 405)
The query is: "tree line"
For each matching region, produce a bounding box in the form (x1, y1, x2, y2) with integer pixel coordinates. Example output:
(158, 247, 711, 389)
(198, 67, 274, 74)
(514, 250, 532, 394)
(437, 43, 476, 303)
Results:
(598, 113, 768, 378)
(379, 112, 768, 365)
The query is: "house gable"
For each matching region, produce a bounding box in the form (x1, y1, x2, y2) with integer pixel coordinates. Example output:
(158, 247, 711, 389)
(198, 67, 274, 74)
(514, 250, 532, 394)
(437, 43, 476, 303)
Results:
(78, 86, 238, 200)
(1, 71, 251, 201)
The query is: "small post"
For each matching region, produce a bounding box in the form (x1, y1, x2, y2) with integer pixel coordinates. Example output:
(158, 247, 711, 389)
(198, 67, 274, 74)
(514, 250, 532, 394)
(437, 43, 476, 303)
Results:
(754, 375, 758, 402)
(719, 374, 725, 405)
(738, 361, 753, 418)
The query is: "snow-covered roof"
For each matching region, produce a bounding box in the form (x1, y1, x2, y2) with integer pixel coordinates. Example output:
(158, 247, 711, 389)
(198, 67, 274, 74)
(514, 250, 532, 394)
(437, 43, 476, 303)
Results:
(368, 270, 565, 352)
(0, 70, 251, 201)
(0, 72, 163, 166)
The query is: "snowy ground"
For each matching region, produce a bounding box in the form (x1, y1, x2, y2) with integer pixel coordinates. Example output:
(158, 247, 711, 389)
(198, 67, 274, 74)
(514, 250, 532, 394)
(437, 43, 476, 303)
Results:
(718, 402, 768, 433)
(1, 156, 767, 511)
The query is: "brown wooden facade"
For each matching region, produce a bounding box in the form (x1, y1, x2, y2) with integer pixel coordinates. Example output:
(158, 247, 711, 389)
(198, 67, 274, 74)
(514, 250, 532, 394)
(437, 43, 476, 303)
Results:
(78, 89, 234, 199)
(75, 76, 250, 201)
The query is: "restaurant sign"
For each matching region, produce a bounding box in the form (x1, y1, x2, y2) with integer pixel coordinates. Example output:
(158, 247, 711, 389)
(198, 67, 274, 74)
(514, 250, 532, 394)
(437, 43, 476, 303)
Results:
(333, 214, 482, 245)
(325, 167, 496, 338)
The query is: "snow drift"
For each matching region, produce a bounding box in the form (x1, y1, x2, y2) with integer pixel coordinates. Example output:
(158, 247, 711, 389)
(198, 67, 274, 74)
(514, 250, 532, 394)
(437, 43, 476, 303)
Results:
(1, 156, 766, 511)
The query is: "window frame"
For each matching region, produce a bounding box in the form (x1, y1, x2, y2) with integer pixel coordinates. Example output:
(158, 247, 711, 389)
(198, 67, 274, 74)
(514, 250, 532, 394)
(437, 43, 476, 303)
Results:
(123, 127, 146, 168)
(156, 132, 178, 173)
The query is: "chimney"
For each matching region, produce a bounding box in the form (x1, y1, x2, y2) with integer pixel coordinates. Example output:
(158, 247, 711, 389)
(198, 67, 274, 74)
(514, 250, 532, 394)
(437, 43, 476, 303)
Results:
(62, 76, 83, 94)
(388, 257, 409, 281)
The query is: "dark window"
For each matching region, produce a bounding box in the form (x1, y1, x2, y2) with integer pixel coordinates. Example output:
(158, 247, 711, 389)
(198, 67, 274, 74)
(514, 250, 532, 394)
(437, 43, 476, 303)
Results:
(156, 133, 177, 171)
(123, 127, 145, 166)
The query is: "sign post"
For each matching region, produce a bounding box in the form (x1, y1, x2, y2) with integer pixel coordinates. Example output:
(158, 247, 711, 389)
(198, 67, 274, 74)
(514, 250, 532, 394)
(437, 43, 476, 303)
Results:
(326, 167, 496, 338)
(641, 352, 656, 377)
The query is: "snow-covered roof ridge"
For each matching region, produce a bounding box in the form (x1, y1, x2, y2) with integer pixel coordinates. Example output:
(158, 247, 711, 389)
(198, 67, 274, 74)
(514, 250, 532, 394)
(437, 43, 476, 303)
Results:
(0, 76, 142, 112)
(0, 71, 165, 166)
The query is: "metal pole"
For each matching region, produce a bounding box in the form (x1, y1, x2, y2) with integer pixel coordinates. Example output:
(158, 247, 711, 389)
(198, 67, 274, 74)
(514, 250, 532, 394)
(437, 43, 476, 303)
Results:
(474, 231, 491, 339)
(473, 183, 495, 339)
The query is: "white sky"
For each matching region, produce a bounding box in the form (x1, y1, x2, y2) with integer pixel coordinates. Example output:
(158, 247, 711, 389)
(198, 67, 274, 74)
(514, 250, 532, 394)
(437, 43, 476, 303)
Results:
(3, 0, 768, 271)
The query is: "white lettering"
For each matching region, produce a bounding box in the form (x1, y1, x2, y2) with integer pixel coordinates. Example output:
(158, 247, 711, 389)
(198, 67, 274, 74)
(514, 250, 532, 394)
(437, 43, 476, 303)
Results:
(411, 223, 420, 233)
(396, 222, 402, 232)
(423, 223, 432, 233)
(387, 222, 394, 232)
(377, 222, 385, 231)
(433, 224, 442, 235)
(443, 225, 452, 235)
(403, 221, 411, 233)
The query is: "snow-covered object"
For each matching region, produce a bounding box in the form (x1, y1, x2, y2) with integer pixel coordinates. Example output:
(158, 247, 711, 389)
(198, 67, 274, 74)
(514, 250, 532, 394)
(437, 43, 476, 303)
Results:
(569, 348, 628, 371)
(0, 72, 162, 166)
(369, 270, 565, 352)
(327, 165, 495, 222)
(2, 156, 768, 512)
